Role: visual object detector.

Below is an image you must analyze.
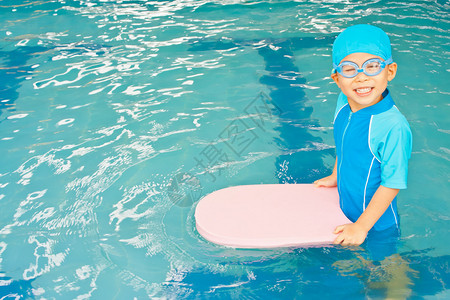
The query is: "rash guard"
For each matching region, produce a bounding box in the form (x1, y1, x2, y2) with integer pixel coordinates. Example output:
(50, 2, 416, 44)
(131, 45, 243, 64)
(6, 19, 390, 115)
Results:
(333, 89, 412, 231)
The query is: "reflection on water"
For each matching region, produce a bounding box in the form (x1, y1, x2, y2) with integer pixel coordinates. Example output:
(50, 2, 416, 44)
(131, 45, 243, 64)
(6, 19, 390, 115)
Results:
(0, 0, 449, 298)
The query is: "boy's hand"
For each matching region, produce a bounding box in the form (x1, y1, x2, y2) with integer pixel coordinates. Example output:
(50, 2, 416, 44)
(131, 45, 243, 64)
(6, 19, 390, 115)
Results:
(333, 223, 368, 246)
(314, 174, 337, 188)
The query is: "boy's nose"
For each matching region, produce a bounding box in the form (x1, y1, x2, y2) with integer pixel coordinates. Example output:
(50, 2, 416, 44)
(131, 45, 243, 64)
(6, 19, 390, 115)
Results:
(354, 72, 370, 81)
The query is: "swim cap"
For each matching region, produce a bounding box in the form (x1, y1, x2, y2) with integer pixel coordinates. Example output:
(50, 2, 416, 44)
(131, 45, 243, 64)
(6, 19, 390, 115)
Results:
(332, 24, 392, 68)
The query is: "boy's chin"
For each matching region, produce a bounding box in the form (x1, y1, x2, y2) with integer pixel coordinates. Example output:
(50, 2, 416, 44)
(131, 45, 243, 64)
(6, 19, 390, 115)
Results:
(348, 95, 382, 111)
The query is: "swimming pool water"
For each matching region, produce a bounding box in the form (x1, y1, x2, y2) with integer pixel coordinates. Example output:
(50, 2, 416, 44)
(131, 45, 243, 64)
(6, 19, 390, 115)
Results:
(0, 0, 449, 299)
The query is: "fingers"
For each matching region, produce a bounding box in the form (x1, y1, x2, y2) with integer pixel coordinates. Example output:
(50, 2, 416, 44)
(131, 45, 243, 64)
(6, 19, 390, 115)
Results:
(333, 225, 366, 246)
(333, 233, 355, 246)
(333, 234, 344, 245)
(314, 179, 328, 188)
(334, 225, 345, 234)
(314, 177, 337, 188)
(333, 225, 345, 244)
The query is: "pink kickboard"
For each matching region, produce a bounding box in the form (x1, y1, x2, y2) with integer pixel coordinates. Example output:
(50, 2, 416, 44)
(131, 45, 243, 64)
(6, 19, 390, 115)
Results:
(195, 184, 350, 248)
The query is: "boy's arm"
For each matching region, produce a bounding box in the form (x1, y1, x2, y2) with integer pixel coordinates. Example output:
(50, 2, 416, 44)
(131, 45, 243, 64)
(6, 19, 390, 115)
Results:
(333, 185, 399, 246)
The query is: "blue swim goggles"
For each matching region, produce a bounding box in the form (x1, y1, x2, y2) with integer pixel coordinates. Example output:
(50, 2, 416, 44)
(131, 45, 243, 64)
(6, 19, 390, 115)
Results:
(333, 57, 393, 78)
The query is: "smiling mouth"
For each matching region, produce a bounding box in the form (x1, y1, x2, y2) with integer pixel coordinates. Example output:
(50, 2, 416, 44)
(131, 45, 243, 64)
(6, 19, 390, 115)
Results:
(355, 87, 373, 96)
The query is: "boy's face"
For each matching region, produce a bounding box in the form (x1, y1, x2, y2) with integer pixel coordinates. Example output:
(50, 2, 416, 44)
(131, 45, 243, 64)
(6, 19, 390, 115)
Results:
(331, 52, 397, 112)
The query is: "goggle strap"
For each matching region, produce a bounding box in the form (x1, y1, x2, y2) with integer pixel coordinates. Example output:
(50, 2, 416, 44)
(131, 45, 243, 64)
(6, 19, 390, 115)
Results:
(384, 57, 393, 65)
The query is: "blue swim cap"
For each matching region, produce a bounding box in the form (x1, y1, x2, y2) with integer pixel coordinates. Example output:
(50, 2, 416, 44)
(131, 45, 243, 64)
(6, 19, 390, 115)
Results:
(332, 24, 392, 68)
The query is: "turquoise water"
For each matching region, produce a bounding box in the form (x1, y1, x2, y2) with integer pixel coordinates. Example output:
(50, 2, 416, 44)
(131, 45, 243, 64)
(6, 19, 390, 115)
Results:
(1, 0, 449, 298)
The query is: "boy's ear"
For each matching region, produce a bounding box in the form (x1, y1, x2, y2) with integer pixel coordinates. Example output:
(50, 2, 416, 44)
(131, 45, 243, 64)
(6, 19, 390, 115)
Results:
(387, 62, 398, 81)
(331, 72, 340, 87)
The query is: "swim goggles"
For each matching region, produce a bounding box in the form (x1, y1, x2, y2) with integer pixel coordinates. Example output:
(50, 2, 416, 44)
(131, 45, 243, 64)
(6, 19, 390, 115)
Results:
(333, 57, 393, 78)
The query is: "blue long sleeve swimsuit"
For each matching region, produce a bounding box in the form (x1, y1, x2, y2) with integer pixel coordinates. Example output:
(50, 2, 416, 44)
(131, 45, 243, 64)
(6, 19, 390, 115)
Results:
(333, 89, 412, 231)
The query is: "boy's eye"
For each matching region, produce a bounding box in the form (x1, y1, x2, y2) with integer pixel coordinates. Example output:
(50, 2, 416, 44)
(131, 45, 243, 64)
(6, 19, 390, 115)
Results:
(342, 65, 356, 74)
(365, 62, 381, 74)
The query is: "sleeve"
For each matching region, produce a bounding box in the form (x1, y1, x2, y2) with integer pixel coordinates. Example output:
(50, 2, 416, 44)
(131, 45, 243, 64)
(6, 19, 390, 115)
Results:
(333, 92, 348, 122)
(378, 118, 413, 189)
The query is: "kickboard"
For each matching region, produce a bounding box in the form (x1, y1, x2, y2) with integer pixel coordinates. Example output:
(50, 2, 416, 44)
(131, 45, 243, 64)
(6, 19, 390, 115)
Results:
(195, 184, 350, 248)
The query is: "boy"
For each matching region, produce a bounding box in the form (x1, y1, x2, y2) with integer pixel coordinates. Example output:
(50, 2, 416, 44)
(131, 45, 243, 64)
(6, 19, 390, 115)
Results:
(314, 24, 412, 246)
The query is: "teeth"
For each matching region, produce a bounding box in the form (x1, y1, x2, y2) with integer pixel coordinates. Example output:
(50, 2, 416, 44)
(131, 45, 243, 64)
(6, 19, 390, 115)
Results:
(356, 87, 372, 94)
